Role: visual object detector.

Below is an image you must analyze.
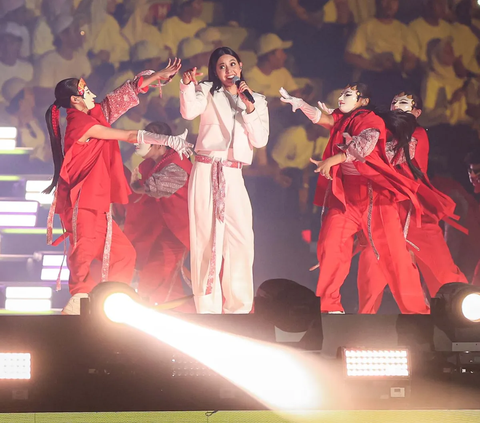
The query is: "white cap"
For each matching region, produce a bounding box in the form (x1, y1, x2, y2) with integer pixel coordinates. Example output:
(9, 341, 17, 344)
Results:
(196, 26, 222, 44)
(256, 33, 292, 57)
(51, 13, 74, 36)
(2, 78, 27, 102)
(178, 37, 213, 60)
(0, 0, 25, 18)
(0, 22, 24, 39)
(131, 40, 170, 62)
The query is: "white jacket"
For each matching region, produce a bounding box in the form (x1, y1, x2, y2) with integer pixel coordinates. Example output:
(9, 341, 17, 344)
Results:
(179, 81, 269, 165)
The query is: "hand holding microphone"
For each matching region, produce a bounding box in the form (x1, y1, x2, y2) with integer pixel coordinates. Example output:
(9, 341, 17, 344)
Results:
(232, 76, 255, 105)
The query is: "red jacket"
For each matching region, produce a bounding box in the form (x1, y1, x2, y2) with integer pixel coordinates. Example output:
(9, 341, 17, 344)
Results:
(55, 104, 130, 214)
(314, 108, 421, 223)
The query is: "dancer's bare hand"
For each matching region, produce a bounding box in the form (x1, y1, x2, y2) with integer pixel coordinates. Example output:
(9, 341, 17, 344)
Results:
(310, 157, 333, 180)
(154, 57, 182, 82)
(182, 67, 203, 85)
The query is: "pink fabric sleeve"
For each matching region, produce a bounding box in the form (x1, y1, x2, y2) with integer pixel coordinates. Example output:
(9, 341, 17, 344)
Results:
(336, 128, 380, 163)
(386, 137, 418, 165)
(101, 70, 155, 124)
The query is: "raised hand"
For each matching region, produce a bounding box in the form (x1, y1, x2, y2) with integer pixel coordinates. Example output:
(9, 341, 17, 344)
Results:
(279, 87, 304, 112)
(318, 101, 334, 115)
(156, 57, 182, 82)
(182, 67, 204, 85)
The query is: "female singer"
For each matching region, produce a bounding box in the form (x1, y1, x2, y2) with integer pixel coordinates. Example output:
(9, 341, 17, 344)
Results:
(180, 47, 269, 313)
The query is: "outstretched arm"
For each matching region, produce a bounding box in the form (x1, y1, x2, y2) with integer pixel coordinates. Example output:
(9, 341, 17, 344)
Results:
(279, 87, 334, 129)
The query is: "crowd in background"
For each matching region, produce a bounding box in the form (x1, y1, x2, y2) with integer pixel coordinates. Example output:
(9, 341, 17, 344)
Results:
(1, 0, 480, 290)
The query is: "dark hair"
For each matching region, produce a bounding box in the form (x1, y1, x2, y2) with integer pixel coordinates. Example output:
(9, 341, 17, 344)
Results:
(393, 91, 423, 111)
(345, 81, 372, 101)
(465, 149, 480, 166)
(43, 78, 80, 194)
(145, 121, 173, 136)
(206, 47, 244, 95)
(378, 109, 423, 179)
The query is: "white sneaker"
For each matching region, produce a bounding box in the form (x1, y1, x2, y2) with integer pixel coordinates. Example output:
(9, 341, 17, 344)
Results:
(327, 311, 345, 314)
(61, 293, 89, 315)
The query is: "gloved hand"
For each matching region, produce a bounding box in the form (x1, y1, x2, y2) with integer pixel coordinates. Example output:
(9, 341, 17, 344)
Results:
(318, 101, 334, 115)
(279, 87, 322, 123)
(137, 129, 194, 159)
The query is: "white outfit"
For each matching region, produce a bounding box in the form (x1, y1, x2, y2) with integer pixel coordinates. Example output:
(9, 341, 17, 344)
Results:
(180, 80, 269, 314)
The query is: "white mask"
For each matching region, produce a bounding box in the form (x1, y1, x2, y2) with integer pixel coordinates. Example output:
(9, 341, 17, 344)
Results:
(135, 143, 151, 158)
(82, 85, 96, 110)
(338, 88, 359, 113)
(391, 95, 414, 113)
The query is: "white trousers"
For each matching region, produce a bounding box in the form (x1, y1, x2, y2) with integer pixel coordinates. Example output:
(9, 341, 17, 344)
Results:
(188, 161, 254, 313)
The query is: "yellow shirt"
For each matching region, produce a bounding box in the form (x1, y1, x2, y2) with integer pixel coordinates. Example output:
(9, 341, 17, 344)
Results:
(452, 22, 480, 74)
(33, 51, 91, 88)
(347, 18, 410, 63)
(407, 18, 453, 62)
(272, 126, 328, 170)
(161, 16, 206, 56)
(244, 66, 298, 98)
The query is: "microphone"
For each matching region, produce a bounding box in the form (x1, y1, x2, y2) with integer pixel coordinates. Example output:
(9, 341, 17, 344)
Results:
(232, 76, 255, 104)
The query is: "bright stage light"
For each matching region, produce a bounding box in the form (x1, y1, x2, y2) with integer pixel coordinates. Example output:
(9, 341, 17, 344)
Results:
(0, 353, 31, 380)
(5, 299, 51, 312)
(0, 201, 38, 213)
(0, 200, 38, 228)
(343, 349, 410, 378)
(41, 268, 69, 281)
(102, 292, 323, 410)
(25, 180, 54, 205)
(0, 214, 37, 227)
(461, 293, 480, 322)
(0, 139, 16, 150)
(6, 287, 52, 300)
(0, 127, 17, 139)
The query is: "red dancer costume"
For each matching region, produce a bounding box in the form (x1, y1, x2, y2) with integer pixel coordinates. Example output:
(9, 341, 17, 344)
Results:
(123, 122, 192, 308)
(280, 84, 429, 314)
(44, 60, 192, 314)
(357, 93, 467, 314)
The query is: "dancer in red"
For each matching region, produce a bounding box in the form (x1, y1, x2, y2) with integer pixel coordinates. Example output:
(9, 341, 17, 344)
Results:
(280, 83, 429, 314)
(123, 121, 193, 310)
(357, 92, 468, 313)
(44, 60, 193, 314)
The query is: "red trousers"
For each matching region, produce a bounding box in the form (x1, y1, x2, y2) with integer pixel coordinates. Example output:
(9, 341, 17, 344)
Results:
(358, 210, 468, 314)
(137, 226, 195, 312)
(317, 176, 429, 314)
(62, 208, 136, 295)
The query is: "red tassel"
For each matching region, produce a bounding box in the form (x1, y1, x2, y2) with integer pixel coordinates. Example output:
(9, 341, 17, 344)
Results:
(51, 105, 61, 138)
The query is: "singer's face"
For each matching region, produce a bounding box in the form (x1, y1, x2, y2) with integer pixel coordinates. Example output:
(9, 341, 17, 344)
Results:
(216, 54, 242, 88)
(338, 87, 361, 113)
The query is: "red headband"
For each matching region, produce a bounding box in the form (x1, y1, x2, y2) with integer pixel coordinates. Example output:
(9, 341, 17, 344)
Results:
(77, 78, 86, 97)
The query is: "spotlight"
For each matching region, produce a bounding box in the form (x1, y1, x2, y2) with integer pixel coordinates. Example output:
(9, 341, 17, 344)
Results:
(431, 283, 480, 350)
(99, 286, 324, 410)
(255, 279, 323, 350)
(25, 180, 54, 205)
(342, 348, 410, 378)
(0, 353, 31, 380)
(89, 282, 141, 319)
(0, 200, 38, 228)
(5, 287, 52, 312)
(0, 127, 17, 150)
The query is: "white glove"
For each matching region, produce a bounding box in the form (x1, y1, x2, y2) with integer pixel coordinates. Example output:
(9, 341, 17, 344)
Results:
(279, 87, 322, 123)
(137, 129, 194, 159)
(318, 101, 334, 115)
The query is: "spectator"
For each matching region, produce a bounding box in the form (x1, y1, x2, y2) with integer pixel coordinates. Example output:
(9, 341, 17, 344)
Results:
(0, 23, 33, 103)
(345, 0, 417, 106)
(122, 0, 165, 48)
(0, 0, 31, 59)
(245, 33, 298, 98)
(407, 0, 453, 65)
(76, 0, 130, 70)
(421, 37, 467, 126)
(451, 0, 480, 76)
(196, 26, 223, 50)
(161, 0, 206, 56)
(2, 78, 50, 165)
(31, 0, 73, 61)
(272, 124, 329, 171)
(33, 14, 91, 108)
